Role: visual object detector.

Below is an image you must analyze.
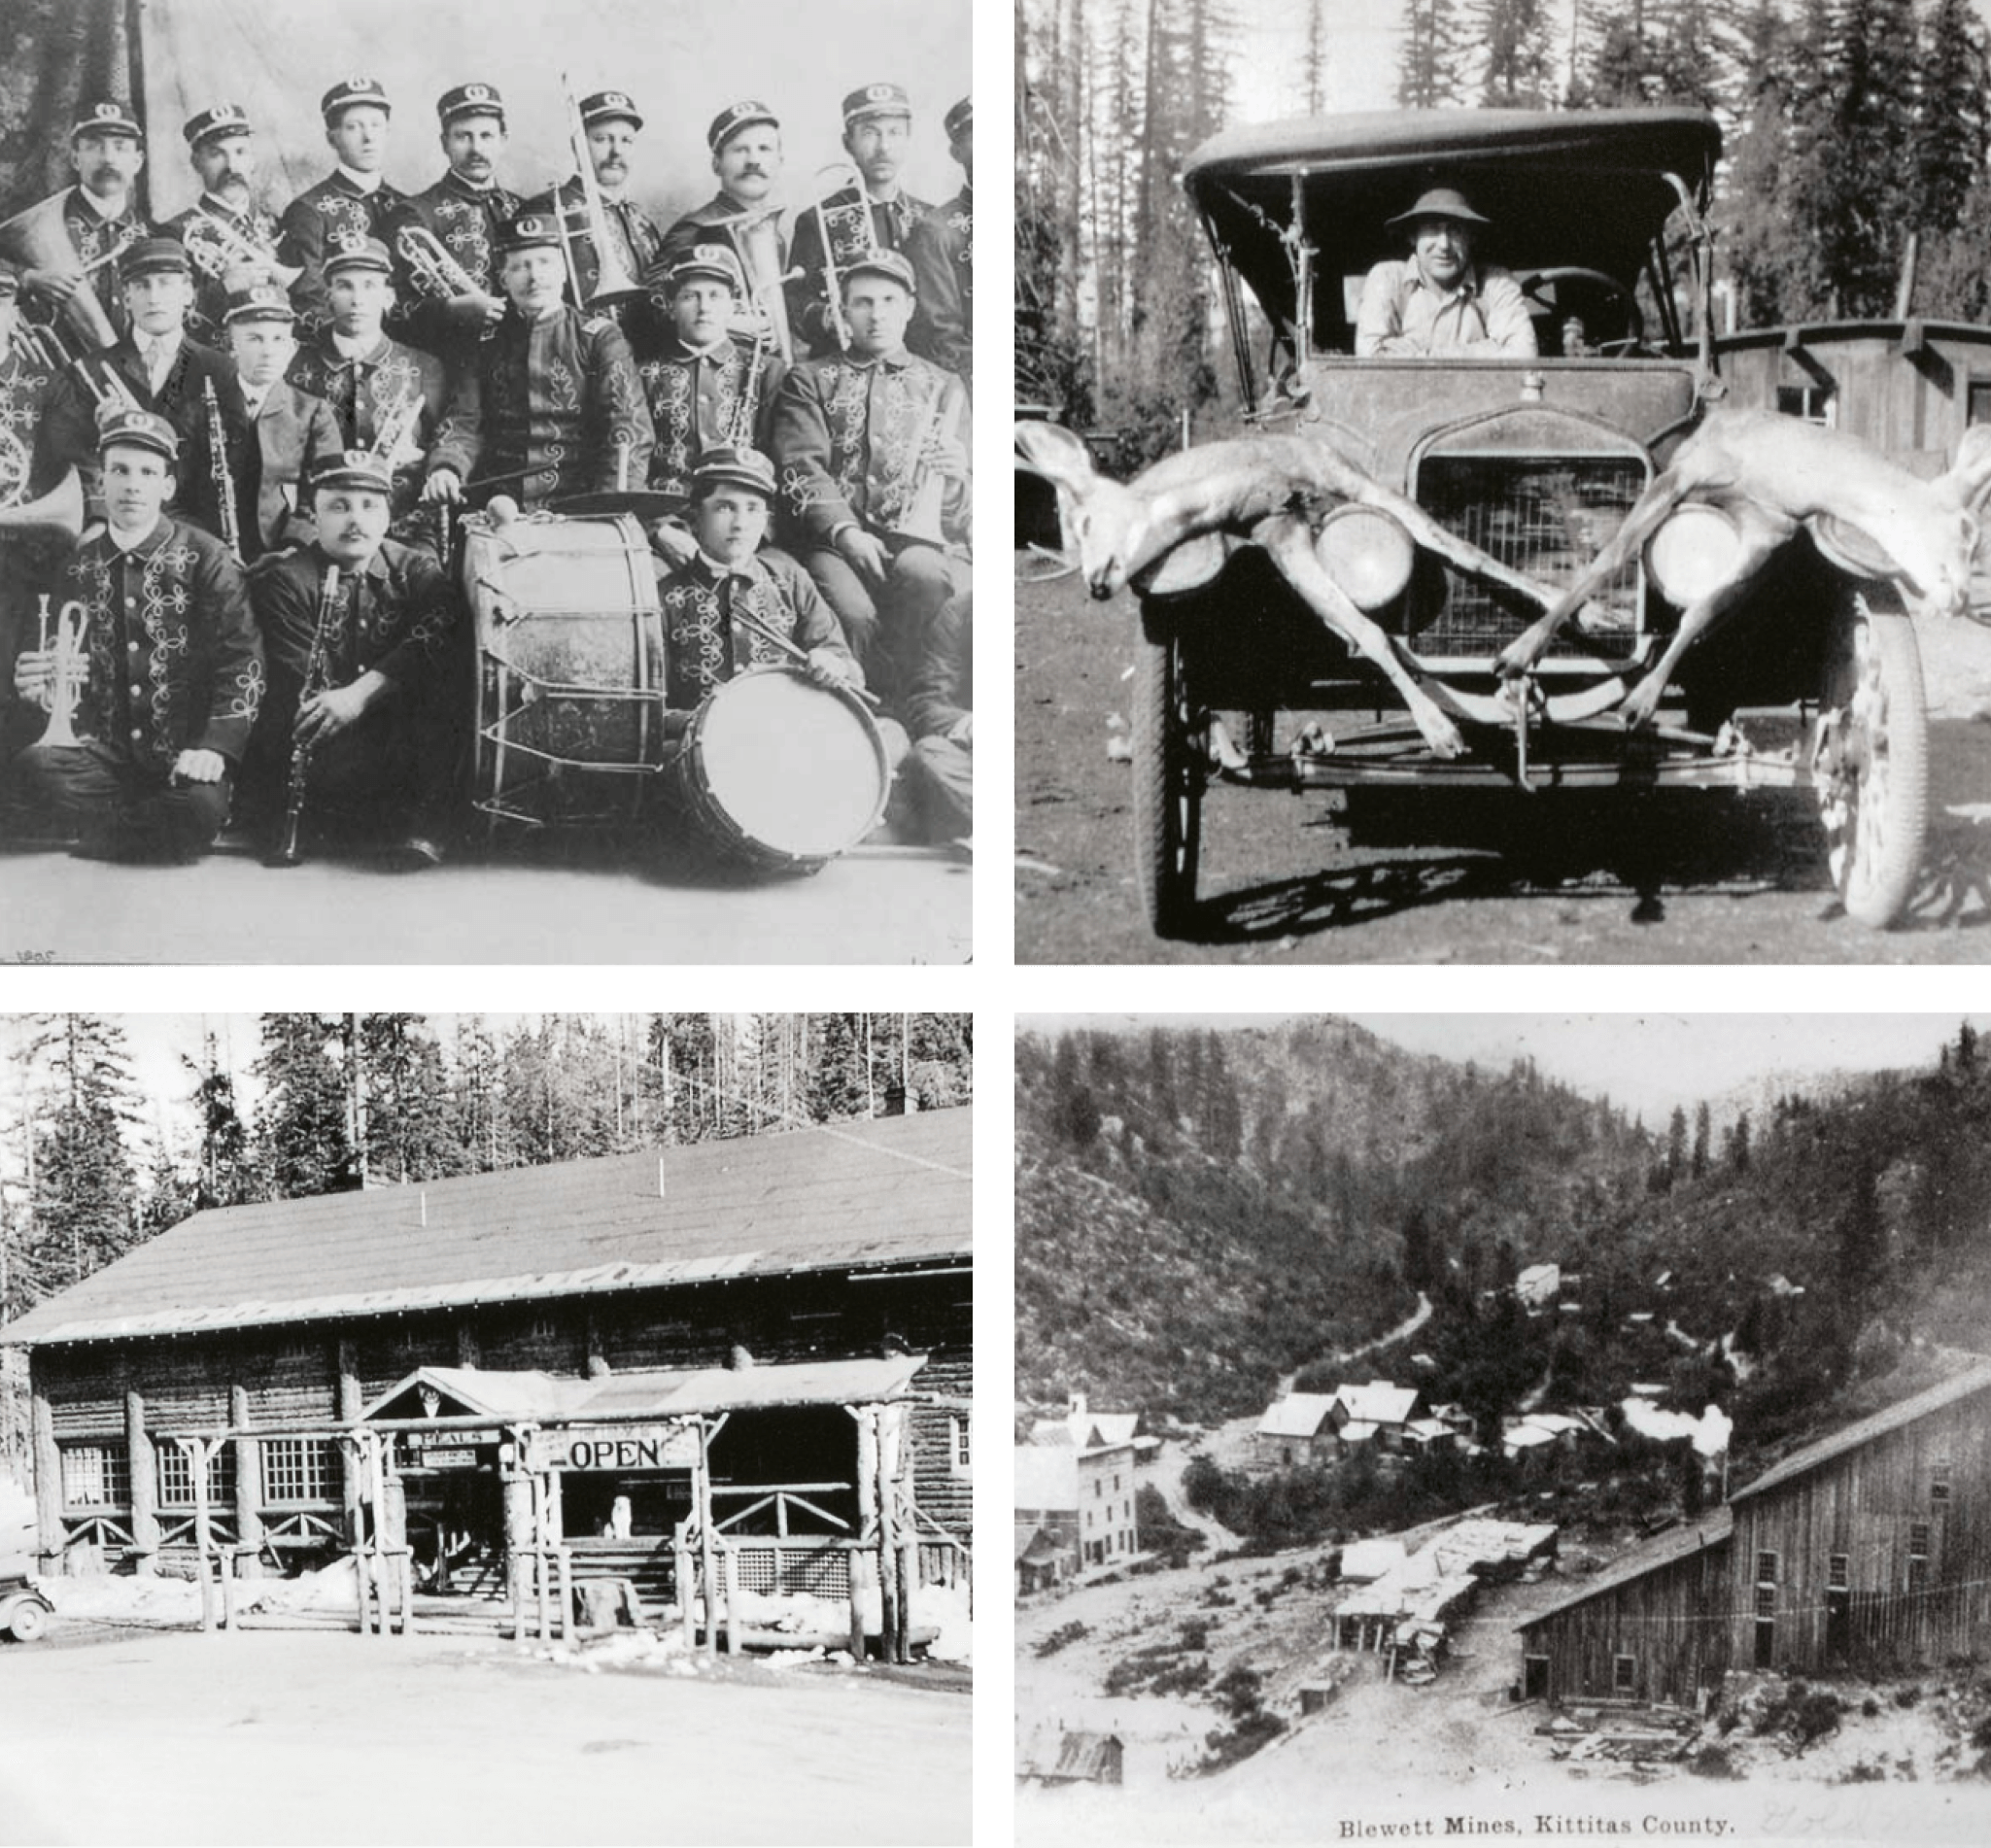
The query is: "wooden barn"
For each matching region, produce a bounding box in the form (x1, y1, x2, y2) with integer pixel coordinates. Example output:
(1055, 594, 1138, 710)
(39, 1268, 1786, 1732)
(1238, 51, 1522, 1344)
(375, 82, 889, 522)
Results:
(1, 1109, 971, 1656)
(1517, 1359, 1991, 1704)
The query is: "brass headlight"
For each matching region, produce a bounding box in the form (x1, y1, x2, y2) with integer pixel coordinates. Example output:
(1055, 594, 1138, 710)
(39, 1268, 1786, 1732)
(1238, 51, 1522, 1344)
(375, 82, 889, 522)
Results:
(1314, 504, 1415, 612)
(1645, 503, 1741, 608)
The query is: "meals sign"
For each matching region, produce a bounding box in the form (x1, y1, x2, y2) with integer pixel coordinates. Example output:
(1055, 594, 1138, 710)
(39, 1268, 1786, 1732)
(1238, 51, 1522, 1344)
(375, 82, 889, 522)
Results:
(535, 1424, 699, 1472)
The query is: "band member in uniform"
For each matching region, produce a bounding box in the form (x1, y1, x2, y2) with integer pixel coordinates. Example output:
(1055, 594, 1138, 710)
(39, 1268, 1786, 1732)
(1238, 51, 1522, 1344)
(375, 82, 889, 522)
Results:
(770, 250, 969, 702)
(655, 444, 901, 859)
(0, 260, 80, 762)
(288, 236, 445, 529)
(658, 100, 785, 277)
(423, 211, 653, 512)
(388, 83, 518, 364)
(785, 84, 933, 359)
(901, 587, 970, 842)
(41, 238, 236, 534)
(166, 104, 291, 346)
(528, 90, 662, 326)
(278, 79, 408, 336)
(217, 281, 342, 562)
(244, 450, 461, 867)
(1, 99, 153, 350)
(3, 407, 261, 860)
(906, 98, 971, 385)
(635, 244, 784, 560)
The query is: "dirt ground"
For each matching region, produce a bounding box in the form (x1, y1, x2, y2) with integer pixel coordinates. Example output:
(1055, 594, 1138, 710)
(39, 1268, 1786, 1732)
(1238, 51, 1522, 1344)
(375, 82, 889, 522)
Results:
(1015, 1521, 1991, 1845)
(0, 1626, 970, 1845)
(0, 837, 971, 964)
(1015, 565, 1991, 963)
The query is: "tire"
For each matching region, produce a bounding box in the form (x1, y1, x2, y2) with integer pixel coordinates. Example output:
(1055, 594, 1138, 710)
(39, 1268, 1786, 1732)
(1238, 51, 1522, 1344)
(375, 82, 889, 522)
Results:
(5, 1597, 48, 1642)
(1813, 585, 1930, 929)
(1132, 627, 1203, 938)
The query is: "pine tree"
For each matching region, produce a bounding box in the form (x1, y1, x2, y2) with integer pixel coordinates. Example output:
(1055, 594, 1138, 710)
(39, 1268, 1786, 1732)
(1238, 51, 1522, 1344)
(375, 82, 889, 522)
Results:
(1396, 0, 1469, 105)
(255, 1013, 356, 1197)
(187, 1035, 257, 1209)
(1479, 0, 1558, 105)
(1301, 0, 1331, 111)
(1691, 1101, 1710, 1180)
(360, 1014, 460, 1182)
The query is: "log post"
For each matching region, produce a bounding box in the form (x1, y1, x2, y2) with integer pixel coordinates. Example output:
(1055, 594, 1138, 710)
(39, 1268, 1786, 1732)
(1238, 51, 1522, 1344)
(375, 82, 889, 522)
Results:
(32, 1390, 63, 1575)
(189, 1439, 216, 1633)
(230, 1386, 262, 1580)
(557, 1548, 574, 1642)
(723, 1546, 739, 1656)
(456, 1321, 482, 1369)
(337, 1339, 362, 1538)
(697, 1421, 718, 1657)
(875, 1406, 899, 1663)
(853, 1405, 879, 1660)
(847, 1549, 871, 1660)
(673, 1515, 695, 1649)
(504, 1470, 531, 1645)
(382, 1472, 407, 1639)
(125, 1390, 157, 1576)
(367, 1432, 389, 1640)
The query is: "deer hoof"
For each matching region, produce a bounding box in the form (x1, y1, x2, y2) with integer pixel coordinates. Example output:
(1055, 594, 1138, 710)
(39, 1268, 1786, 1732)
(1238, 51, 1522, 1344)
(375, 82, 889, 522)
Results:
(1411, 700, 1467, 760)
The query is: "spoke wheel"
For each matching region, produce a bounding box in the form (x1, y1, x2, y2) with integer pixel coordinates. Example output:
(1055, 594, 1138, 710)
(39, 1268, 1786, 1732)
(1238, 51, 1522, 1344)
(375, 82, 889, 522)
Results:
(1132, 627, 1204, 938)
(1813, 585, 1929, 929)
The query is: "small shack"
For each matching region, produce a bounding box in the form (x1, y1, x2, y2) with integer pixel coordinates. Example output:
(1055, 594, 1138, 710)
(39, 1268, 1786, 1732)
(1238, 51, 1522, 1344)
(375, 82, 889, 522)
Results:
(1017, 1726, 1125, 1786)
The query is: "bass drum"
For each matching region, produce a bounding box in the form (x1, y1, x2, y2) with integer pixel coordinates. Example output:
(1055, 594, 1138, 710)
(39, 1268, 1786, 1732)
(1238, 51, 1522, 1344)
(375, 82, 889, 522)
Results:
(671, 667, 890, 873)
(464, 511, 665, 830)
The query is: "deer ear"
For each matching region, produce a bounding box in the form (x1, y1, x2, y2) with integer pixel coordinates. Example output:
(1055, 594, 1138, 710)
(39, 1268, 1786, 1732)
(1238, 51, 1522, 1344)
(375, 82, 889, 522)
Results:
(1014, 420, 1100, 495)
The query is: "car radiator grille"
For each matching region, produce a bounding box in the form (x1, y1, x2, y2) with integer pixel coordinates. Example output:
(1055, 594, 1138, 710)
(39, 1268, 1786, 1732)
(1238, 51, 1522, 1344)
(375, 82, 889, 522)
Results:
(1411, 454, 1647, 659)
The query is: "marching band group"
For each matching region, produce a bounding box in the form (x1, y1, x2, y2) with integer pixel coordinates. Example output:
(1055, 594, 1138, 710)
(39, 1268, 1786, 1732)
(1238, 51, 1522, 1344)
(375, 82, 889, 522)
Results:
(0, 73, 973, 870)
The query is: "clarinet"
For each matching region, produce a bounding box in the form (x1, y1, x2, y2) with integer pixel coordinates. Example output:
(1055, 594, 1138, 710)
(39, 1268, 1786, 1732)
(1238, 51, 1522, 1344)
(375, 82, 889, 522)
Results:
(201, 377, 243, 560)
(269, 564, 340, 868)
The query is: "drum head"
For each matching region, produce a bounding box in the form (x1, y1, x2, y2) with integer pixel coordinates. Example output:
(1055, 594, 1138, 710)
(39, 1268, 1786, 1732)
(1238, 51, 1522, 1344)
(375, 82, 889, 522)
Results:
(693, 671, 888, 860)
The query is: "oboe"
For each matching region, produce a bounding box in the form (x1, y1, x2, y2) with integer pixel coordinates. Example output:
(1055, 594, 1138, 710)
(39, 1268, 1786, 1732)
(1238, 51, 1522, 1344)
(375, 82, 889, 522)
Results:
(269, 564, 340, 868)
(201, 377, 242, 560)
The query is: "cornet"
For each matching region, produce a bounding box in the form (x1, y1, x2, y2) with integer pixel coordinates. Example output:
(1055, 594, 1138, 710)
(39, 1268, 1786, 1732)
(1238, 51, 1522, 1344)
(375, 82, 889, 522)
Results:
(181, 212, 302, 290)
(890, 381, 967, 550)
(395, 222, 486, 301)
(33, 594, 90, 748)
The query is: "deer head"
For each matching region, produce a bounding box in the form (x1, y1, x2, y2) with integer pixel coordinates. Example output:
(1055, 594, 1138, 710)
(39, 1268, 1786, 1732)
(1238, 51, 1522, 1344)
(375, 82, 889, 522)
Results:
(1015, 420, 1178, 598)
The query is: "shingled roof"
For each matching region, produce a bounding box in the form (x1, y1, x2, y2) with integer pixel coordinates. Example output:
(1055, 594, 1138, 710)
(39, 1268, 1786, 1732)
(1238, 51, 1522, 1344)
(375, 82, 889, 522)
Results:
(1516, 1509, 1734, 1630)
(3, 1109, 971, 1347)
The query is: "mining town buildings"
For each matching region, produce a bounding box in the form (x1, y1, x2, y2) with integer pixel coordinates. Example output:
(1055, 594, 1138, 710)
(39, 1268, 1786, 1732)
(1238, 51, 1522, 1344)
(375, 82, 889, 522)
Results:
(1516, 1360, 1991, 1704)
(1013, 1423, 1140, 1582)
(1, 1110, 971, 1655)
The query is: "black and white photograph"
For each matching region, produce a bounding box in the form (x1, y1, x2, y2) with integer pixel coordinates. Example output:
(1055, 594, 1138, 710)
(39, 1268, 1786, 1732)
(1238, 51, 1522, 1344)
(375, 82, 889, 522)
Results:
(0, 0, 974, 963)
(1016, 1012, 1991, 1842)
(0, 1010, 974, 1842)
(1015, 0, 1991, 963)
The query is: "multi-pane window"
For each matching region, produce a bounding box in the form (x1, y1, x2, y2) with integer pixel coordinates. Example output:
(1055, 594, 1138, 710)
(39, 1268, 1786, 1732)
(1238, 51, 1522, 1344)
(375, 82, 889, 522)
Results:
(155, 1441, 237, 1508)
(1776, 386, 1837, 428)
(950, 1416, 971, 1474)
(1757, 1551, 1779, 1585)
(1828, 1554, 1849, 1591)
(260, 1438, 336, 1504)
(1907, 1522, 1931, 1591)
(1755, 1587, 1777, 1618)
(1613, 1655, 1636, 1694)
(60, 1443, 129, 1508)
(1932, 1463, 1952, 1508)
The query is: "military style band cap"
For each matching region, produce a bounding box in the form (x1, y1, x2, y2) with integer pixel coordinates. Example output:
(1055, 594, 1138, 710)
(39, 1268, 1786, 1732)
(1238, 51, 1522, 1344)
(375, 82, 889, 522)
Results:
(498, 212, 563, 253)
(309, 448, 395, 496)
(707, 99, 778, 153)
(661, 243, 745, 293)
(944, 97, 972, 140)
(437, 83, 505, 126)
(1387, 187, 1492, 229)
(579, 90, 643, 132)
(0, 259, 20, 296)
(184, 104, 252, 148)
(693, 444, 776, 498)
(73, 100, 144, 142)
(324, 233, 395, 276)
(118, 238, 193, 280)
(842, 83, 911, 125)
(223, 279, 295, 324)
(840, 248, 916, 293)
(98, 406, 179, 462)
(321, 78, 392, 122)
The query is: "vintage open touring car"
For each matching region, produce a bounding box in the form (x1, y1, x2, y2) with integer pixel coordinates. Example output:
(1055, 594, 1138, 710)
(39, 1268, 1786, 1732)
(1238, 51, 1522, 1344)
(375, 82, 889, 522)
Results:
(1026, 108, 1991, 937)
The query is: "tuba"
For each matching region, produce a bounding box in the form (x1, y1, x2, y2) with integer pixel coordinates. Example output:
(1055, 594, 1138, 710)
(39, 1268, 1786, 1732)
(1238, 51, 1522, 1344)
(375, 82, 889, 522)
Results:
(809, 162, 879, 352)
(558, 78, 640, 306)
(0, 192, 122, 352)
(34, 595, 91, 748)
(733, 205, 795, 365)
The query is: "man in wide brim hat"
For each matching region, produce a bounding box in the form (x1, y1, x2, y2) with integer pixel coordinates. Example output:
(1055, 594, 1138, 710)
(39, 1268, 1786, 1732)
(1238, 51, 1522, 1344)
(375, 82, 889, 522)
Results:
(1356, 185, 1536, 359)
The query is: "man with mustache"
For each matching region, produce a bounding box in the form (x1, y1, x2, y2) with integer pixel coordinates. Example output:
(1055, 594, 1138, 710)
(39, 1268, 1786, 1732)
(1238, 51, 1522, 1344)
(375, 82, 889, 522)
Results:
(659, 99, 787, 283)
(0, 100, 154, 349)
(422, 211, 653, 513)
(785, 84, 933, 358)
(526, 89, 662, 330)
(388, 83, 518, 365)
(245, 449, 460, 867)
(3, 407, 261, 861)
(277, 79, 409, 339)
(165, 104, 288, 346)
(905, 98, 971, 386)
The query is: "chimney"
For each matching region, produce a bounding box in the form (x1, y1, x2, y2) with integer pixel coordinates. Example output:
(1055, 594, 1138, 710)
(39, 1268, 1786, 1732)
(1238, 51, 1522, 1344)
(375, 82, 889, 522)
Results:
(730, 1344, 755, 1371)
(1070, 1390, 1087, 1420)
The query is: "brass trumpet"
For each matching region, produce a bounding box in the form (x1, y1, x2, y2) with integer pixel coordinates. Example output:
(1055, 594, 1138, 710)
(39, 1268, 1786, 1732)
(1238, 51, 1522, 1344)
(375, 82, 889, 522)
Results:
(181, 211, 302, 289)
(395, 222, 486, 301)
(890, 380, 967, 549)
(34, 594, 90, 748)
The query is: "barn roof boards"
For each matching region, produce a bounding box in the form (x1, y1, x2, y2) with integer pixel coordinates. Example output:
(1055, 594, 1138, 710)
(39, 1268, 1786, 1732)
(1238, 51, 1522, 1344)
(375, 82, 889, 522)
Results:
(4, 1110, 972, 1347)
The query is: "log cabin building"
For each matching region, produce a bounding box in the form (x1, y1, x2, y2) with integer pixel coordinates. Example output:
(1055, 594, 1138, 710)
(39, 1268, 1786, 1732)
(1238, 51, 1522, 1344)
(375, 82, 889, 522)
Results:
(1, 1109, 971, 1652)
(1516, 1359, 1991, 1705)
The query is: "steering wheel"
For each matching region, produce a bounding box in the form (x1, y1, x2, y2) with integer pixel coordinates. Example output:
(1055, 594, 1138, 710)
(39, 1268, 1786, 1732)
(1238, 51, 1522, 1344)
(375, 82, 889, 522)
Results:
(1518, 267, 1645, 356)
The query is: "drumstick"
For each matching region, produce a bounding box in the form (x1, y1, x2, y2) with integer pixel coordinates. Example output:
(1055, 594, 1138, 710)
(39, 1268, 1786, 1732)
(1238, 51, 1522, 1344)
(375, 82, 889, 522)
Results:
(728, 603, 881, 709)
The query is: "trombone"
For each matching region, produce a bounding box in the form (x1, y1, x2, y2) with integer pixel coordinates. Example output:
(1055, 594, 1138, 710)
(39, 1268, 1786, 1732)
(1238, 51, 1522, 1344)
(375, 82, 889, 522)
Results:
(555, 77, 641, 309)
(810, 161, 879, 353)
